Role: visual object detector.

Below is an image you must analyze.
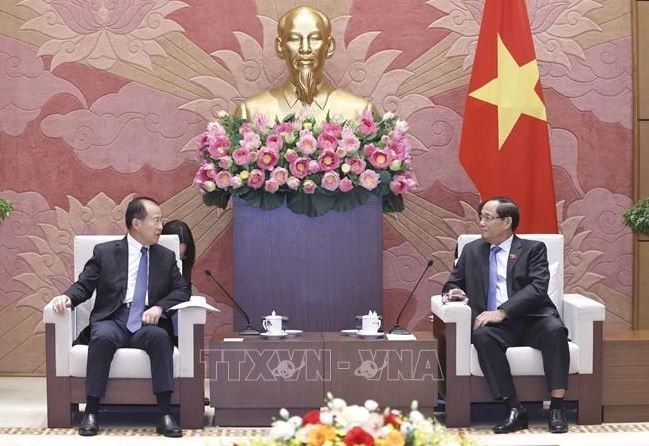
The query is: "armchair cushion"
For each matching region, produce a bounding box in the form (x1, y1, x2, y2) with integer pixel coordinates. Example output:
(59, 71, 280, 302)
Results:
(469, 343, 580, 376)
(70, 346, 180, 378)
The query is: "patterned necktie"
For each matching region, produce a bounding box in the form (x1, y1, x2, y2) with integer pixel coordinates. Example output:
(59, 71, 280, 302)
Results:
(127, 246, 148, 333)
(487, 245, 501, 311)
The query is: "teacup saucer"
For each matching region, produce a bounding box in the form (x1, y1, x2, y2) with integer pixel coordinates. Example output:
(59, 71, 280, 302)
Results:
(340, 329, 359, 336)
(284, 329, 303, 335)
(260, 331, 287, 339)
(357, 331, 384, 338)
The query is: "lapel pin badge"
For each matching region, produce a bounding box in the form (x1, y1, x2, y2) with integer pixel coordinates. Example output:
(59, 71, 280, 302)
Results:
(509, 253, 517, 260)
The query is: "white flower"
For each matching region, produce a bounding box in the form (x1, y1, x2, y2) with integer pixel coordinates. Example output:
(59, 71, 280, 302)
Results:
(382, 111, 394, 120)
(279, 408, 290, 420)
(337, 405, 370, 430)
(319, 411, 334, 425)
(230, 176, 243, 188)
(400, 421, 413, 435)
(409, 409, 424, 423)
(203, 181, 216, 192)
(395, 120, 409, 132)
(288, 416, 303, 428)
(389, 160, 402, 171)
(329, 397, 347, 411)
(217, 110, 229, 118)
(269, 420, 295, 440)
(410, 400, 419, 411)
(364, 399, 379, 412)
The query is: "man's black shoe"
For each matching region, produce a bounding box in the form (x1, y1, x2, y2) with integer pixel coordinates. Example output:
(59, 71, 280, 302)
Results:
(156, 414, 182, 438)
(78, 413, 98, 436)
(493, 407, 529, 434)
(548, 408, 569, 433)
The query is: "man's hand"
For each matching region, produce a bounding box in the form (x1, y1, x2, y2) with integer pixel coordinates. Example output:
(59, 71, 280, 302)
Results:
(51, 295, 71, 314)
(443, 288, 468, 304)
(142, 306, 163, 326)
(473, 309, 507, 329)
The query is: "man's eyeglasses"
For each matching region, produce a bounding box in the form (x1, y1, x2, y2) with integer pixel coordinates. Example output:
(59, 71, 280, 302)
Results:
(479, 214, 504, 222)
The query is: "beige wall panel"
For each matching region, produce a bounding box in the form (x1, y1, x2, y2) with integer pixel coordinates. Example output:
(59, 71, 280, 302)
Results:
(640, 122, 649, 199)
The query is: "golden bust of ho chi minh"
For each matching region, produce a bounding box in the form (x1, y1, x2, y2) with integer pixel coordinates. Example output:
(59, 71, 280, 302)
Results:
(234, 6, 375, 122)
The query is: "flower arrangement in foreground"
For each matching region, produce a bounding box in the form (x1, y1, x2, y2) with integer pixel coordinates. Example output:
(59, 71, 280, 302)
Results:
(240, 394, 477, 446)
(193, 110, 417, 217)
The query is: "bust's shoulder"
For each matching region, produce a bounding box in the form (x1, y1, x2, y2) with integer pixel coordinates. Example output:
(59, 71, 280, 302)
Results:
(329, 88, 372, 107)
(235, 88, 284, 120)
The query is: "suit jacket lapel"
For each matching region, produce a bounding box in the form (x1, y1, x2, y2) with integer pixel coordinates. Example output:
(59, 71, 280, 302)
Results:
(506, 235, 522, 298)
(114, 237, 128, 295)
(478, 241, 490, 309)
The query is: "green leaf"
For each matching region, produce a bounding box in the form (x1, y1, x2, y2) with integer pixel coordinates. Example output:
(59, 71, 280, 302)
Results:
(382, 193, 404, 213)
(241, 189, 285, 210)
(202, 190, 231, 209)
(332, 188, 370, 212)
(286, 191, 336, 217)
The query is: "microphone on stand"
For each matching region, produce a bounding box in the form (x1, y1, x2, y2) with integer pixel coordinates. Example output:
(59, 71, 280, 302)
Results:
(204, 269, 259, 336)
(389, 259, 434, 335)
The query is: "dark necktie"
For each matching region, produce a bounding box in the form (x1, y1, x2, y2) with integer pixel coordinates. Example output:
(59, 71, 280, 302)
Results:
(127, 246, 148, 333)
(487, 245, 501, 311)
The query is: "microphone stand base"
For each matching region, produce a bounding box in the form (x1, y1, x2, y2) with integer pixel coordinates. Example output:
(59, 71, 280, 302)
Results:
(388, 325, 411, 335)
(239, 326, 260, 336)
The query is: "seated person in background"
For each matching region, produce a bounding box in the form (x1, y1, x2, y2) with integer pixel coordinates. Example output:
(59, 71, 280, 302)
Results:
(442, 196, 570, 434)
(162, 220, 196, 288)
(162, 219, 196, 345)
(50, 197, 190, 437)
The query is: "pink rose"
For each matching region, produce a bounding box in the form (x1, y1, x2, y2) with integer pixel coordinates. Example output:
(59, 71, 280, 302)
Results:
(257, 147, 279, 170)
(346, 157, 366, 175)
(289, 157, 310, 179)
(252, 113, 269, 132)
(363, 143, 377, 158)
(321, 171, 340, 191)
(271, 167, 289, 185)
(284, 149, 298, 163)
(264, 178, 279, 193)
(230, 176, 243, 188)
(232, 148, 252, 166)
(274, 122, 294, 135)
(359, 109, 378, 135)
(193, 162, 217, 190)
(318, 150, 341, 172)
(389, 177, 408, 194)
(247, 169, 265, 189)
(369, 148, 392, 169)
(322, 122, 343, 138)
(287, 176, 300, 190)
(207, 135, 231, 158)
(340, 127, 360, 152)
(303, 179, 317, 194)
(339, 177, 354, 192)
(241, 131, 261, 150)
(359, 170, 380, 191)
(266, 134, 284, 151)
(317, 132, 338, 151)
(218, 156, 233, 169)
(215, 170, 232, 189)
(239, 122, 252, 135)
(308, 160, 321, 174)
(297, 129, 317, 155)
(207, 121, 226, 137)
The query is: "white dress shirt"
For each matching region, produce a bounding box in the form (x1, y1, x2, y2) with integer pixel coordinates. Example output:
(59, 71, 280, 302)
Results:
(124, 233, 150, 305)
(492, 235, 514, 308)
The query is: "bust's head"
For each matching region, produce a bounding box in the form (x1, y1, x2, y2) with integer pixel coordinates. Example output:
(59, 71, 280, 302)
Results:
(276, 7, 335, 104)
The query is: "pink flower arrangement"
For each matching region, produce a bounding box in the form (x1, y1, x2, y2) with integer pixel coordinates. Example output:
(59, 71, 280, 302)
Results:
(194, 110, 417, 216)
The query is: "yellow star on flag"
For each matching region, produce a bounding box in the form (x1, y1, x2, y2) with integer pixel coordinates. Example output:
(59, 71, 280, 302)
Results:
(469, 34, 547, 149)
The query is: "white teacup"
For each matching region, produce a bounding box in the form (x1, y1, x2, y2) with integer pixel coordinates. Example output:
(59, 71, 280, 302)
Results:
(262, 311, 283, 334)
(361, 314, 381, 333)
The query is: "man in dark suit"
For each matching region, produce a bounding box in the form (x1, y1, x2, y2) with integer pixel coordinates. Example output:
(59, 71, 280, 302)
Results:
(442, 197, 569, 434)
(51, 197, 190, 437)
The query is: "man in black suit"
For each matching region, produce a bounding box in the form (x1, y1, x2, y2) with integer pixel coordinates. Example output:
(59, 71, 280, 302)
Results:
(51, 197, 190, 437)
(442, 197, 569, 434)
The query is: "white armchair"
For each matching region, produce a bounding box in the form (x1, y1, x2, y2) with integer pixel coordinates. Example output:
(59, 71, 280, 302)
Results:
(431, 234, 605, 427)
(43, 235, 208, 428)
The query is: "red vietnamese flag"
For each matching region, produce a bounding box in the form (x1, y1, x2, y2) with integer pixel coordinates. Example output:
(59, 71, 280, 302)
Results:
(459, 0, 558, 233)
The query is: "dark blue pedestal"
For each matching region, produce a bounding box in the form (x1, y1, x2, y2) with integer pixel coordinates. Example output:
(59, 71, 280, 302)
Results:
(233, 195, 383, 332)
